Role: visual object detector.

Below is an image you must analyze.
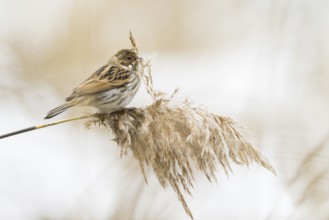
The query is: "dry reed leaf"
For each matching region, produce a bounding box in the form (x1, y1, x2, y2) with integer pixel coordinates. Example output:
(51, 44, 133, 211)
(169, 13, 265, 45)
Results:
(284, 133, 329, 218)
(85, 33, 276, 219)
(287, 133, 329, 186)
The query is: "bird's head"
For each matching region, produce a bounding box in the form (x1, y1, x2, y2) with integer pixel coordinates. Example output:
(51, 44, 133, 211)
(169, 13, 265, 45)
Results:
(113, 49, 138, 66)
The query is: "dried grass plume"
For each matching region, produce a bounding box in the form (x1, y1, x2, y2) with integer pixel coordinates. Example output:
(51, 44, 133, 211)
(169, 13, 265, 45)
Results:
(86, 32, 276, 219)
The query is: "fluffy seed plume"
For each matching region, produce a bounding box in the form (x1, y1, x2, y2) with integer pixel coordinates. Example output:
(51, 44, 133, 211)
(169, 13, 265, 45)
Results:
(85, 32, 276, 219)
(86, 99, 276, 219)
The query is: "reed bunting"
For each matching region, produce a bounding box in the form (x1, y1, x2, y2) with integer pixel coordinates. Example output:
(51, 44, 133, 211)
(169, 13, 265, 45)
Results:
(44, 49, 141, 119)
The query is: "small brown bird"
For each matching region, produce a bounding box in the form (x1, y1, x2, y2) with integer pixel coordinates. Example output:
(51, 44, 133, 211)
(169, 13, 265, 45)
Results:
(44, 49, 141, 119)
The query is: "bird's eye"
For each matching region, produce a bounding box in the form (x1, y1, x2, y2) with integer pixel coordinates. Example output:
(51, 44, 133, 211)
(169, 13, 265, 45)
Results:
(126, 56, 132, 60)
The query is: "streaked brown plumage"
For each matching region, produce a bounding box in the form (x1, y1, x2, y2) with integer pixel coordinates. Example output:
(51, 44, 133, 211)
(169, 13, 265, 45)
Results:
(44, 49, 141, 119)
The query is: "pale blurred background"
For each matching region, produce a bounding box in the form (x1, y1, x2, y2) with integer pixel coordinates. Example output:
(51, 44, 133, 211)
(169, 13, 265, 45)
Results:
(0, 0, 329, 219)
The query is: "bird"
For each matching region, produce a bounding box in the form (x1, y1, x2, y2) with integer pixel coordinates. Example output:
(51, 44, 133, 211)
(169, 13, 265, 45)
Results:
(44, 49, 141, 119)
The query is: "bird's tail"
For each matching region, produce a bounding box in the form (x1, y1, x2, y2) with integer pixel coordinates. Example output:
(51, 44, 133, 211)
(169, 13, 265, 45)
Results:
(44, 103, 74, 119)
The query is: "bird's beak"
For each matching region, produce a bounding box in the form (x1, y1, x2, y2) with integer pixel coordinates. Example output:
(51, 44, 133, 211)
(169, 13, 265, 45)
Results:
(133, 57, 143, 65)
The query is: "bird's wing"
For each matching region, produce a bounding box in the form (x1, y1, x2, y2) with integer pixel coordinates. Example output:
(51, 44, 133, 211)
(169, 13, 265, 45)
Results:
(84, 64, 108, 81)
(66, 65, 132, 101)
